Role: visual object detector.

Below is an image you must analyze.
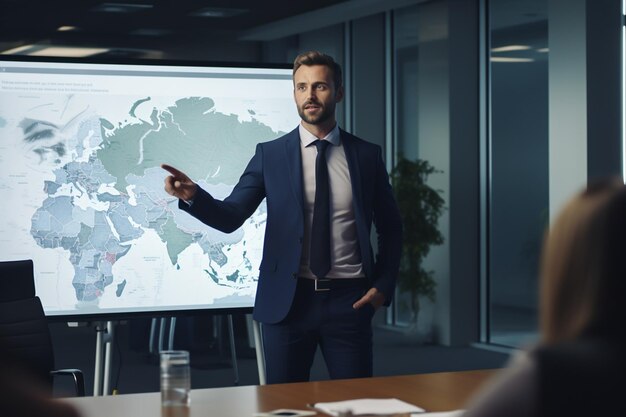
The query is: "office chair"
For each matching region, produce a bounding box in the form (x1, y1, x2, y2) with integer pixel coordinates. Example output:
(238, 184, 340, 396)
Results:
(0, 259, 85, 396)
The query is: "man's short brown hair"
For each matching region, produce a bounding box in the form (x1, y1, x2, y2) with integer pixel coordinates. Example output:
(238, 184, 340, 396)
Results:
(293, 51, 343, 90)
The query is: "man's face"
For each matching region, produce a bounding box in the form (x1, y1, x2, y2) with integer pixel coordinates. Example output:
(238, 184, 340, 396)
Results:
(293, 64, 343, 126)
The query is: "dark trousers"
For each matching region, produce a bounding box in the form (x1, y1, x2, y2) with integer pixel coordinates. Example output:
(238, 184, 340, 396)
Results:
(262, 278, 375, 384)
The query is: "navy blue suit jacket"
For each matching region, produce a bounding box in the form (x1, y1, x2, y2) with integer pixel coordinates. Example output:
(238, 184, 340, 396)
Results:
(180, 127, 402, 324)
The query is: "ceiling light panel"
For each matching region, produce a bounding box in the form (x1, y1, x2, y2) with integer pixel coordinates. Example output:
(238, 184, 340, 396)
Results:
(190, 7, 248, 18)
(92, 3, 154, 13)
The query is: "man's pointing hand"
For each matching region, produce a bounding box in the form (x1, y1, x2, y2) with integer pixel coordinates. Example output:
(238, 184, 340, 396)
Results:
(162, 164, 198, 202)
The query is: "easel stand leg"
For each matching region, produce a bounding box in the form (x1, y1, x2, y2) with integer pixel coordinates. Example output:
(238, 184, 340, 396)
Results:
(94, 322, 104, 396)
(103, 321, 115, 395)
(252, 320, 266, 385)
(93, 321, 115, 396)
(227, 314, 239, 385)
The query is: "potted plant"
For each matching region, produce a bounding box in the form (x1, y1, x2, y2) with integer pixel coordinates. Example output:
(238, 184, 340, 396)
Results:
(390, 155, 445, 334)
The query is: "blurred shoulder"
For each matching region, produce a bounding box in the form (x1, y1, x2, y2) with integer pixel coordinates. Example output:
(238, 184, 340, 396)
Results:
(462, 350, 537, 417)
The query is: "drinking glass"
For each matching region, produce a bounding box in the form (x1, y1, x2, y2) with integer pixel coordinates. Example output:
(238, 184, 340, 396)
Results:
(160, 350, 190, 411)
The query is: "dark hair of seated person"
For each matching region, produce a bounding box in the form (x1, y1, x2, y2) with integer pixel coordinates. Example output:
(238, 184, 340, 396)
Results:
(463, 178, 626, 417)
(534, 179, 626, 417)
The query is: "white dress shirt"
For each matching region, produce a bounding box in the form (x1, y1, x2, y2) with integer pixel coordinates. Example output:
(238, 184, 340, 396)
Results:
(297, 123, 365, 279)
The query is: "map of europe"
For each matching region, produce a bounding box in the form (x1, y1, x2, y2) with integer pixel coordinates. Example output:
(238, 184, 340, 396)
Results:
(0, 92, 291, 315)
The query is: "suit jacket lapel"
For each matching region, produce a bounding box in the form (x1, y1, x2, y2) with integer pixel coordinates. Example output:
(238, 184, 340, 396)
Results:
(285, 128, 304, 212)
(341, 130, 374, 276)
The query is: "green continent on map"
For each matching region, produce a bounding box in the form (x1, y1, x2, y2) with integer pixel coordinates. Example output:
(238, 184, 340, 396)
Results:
(97, 96, 281, 193)
(159, 215, 194, 265)
(130, 96, 151, 117)
(97, 120, 156, 192)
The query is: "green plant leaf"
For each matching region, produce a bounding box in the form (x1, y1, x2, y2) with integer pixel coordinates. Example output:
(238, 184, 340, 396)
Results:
(391, 154, 446, 323)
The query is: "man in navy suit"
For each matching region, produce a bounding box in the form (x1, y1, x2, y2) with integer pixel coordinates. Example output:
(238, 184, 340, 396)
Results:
(162, 51, 402, 383)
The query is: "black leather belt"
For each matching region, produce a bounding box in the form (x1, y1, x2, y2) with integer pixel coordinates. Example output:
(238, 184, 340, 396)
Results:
(299, 277, 369, 292)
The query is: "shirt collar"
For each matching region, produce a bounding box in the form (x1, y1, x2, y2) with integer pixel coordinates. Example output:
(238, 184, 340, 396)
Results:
(299, 123, 340, 147)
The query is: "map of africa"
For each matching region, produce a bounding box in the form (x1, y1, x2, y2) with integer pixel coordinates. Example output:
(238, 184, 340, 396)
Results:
(0, 79, 297, 316)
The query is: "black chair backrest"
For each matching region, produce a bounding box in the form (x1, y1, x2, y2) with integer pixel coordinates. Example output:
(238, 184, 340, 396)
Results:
(0, 260, 54, 387)
(0, 259, 36, 302)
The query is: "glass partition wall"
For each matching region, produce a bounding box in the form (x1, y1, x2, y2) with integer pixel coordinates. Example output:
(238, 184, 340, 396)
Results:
(486, 0, 548, 347)
(391, 2, 450, 342)
(388, 0, 552, 347)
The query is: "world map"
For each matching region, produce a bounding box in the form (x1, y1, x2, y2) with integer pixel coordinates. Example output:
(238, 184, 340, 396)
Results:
(0, 91, 293, 316)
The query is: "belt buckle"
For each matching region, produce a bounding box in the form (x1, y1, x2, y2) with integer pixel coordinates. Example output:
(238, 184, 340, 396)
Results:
(314, 279, 331, 292)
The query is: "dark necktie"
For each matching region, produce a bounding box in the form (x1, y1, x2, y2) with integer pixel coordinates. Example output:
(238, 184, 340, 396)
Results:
(310, 139, 331, 279)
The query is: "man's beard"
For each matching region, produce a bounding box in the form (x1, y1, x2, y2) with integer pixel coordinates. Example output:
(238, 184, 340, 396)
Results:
(297, 100, 335, 125)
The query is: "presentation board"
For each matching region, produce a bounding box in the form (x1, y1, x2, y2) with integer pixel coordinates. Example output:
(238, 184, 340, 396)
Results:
(0, 57, 299, 318)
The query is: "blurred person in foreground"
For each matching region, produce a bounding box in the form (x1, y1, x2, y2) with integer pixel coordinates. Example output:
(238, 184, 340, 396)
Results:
(463, 179, 626, 417)
(0, 349, 81, 417)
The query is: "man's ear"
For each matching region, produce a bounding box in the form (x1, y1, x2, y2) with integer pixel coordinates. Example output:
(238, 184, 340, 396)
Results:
(335, 86, 345, 103)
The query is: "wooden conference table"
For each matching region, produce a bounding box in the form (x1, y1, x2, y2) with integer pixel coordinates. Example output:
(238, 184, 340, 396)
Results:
(63, 370, 496, 417)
